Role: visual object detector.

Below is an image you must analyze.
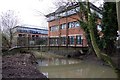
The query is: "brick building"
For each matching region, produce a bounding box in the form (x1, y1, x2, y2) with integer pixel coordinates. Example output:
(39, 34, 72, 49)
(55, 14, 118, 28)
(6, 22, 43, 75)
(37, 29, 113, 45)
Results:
(12, 26, 48, 47)
(46, 2, 102, 48)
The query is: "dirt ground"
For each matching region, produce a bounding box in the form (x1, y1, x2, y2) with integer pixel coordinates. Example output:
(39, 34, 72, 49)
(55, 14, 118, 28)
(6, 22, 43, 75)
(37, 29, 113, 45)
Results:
(2, 53, 47, 79)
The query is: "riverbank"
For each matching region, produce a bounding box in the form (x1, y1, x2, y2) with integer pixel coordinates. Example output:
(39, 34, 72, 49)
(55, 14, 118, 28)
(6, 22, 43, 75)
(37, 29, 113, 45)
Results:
(33, 51, 64, 59)
(2, 53, 47, 79)
(35, 51, 118, 78)
(33, 50, 119, 68)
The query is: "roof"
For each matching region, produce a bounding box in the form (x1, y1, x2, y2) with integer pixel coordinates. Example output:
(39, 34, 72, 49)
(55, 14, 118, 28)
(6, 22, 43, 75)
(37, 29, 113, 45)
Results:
(13, 26, 48, 31)
(55, 6, 66, 14)
(13, 26, 48, 35)
(46, 2, 102, 17)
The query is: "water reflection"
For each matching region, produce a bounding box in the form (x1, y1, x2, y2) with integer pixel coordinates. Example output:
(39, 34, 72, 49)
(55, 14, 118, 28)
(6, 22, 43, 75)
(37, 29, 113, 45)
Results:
(37, 58, 117, 78)
(37, 58, 80, 66)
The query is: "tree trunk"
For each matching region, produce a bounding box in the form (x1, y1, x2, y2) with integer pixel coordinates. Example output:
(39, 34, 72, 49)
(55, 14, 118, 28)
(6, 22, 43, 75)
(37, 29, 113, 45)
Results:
(116, 0, 120, 76)
(116, 1, 120, 32)
(86, 1, 101, 59)
(9, 29, 13, 48)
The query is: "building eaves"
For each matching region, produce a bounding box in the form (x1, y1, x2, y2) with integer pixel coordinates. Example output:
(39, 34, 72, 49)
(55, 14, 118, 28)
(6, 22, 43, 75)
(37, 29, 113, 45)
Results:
(45, 12, 55, 17)
(46, 2, 102, 17)
(89, 2, 102, 14)
(13, 26, 48, 31)
(55, 6, 66, 14)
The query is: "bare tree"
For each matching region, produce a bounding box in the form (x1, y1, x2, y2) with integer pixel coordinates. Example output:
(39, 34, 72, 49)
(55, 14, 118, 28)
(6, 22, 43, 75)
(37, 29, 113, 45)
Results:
(1, 10, 19, 48)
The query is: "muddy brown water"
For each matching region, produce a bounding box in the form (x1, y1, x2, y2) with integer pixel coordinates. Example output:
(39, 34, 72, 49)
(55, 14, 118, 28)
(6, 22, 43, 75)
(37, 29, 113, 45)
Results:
(37, 58, 117, 78)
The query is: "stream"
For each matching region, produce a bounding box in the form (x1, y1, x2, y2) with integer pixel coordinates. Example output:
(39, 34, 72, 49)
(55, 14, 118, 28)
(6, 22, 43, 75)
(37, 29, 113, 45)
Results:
(37, 58, 117, 78)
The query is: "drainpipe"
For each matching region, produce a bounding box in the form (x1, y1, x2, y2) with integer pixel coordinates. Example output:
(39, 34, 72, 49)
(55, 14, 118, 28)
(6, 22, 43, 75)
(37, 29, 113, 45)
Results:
(48, 36, 50, 50)
(74, 36, 76, 49)
(48, 23, 50, 50)
(65, 7, 69, 48)
(58, 15, 61, 50)
(27, 34, 29, 50)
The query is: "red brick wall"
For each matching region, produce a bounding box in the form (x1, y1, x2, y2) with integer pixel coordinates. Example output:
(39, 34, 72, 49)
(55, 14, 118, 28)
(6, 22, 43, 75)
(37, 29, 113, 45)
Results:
(68, 27, 84, 35)
(48, 14, 101, 47)
(48, 14, 80, 37)
(49, 31, 59, 37)
(48, 14, 88, 47)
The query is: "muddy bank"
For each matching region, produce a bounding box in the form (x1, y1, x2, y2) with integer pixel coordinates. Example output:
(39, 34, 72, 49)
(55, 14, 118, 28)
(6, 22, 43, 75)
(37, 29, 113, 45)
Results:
(2, 53, 47, 79)
(35, 50, 119, 68)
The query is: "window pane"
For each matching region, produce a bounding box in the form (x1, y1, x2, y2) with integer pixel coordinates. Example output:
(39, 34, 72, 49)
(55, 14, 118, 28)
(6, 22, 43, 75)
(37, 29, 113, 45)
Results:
(76, 35, 81, 44)
(50, 25, 59, 31)
(61, 24, 66, 29)
(55, 39, 57, 45)
(50, 38, 53, 44)
(75, 21, 80, 27)
(71, 22, 75, 28)
(61, 37, 66, 44)
(69, 36, 74, 44)
(68, 22, 72, 28)
(69, 22, 79, 28)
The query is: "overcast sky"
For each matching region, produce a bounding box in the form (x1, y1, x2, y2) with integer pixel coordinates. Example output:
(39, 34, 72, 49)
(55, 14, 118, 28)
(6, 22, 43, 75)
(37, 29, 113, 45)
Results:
(0, 0, 103, 29)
